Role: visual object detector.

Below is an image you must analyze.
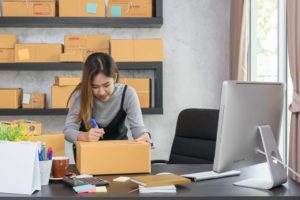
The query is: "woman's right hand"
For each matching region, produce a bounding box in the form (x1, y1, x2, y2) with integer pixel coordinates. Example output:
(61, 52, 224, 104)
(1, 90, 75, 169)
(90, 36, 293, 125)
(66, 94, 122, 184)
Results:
(78, 128, 105, 142)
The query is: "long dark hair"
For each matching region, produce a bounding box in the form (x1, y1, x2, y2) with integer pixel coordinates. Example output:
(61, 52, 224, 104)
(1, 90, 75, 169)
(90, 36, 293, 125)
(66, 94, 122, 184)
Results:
(71, 52, 119, 130)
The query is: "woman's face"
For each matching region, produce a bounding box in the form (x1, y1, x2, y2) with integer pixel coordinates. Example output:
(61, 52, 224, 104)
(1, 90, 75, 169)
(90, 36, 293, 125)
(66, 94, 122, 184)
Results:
(92, 73, 115, 101)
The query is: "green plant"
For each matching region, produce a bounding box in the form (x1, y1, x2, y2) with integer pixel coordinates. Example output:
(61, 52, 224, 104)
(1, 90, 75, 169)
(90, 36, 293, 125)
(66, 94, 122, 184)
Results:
(0, 124, 32, 141)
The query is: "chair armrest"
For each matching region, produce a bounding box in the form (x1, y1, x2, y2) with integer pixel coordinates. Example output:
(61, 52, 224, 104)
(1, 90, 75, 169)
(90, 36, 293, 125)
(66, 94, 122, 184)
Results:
(151, 160, 169, 164)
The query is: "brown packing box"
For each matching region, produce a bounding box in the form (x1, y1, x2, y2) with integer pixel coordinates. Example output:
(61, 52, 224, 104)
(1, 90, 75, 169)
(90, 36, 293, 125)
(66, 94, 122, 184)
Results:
(0, 121, 18, 128)
(64, 35, 110, 50)
(60, 52, 84, 62)
(111, 39, 163, 62)
(15, 44, 62, 62)
(76, 141, 151, 175)
(0, 49, 14, 63)
(30, 132, 65, 156)
(2, 0, 56, 17)
(0, 34, 17, 49)
(59, 0, 105, 17)
(22, 93, 46, 109)
(13, 119, 42, 136)
(55, 76, 81, 86)
(118, 78, 151, 108)
(51, 85, 77, 108)
(64, 48, 109, 61)
(0, 88, 22, 109)
(108, 0, 152, 17)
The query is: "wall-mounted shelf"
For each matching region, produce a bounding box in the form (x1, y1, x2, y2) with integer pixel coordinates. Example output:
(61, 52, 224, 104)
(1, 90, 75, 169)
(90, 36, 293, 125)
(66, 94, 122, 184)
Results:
(0, 0, 163, 28)
(0, 62, 163, 115)
(0, 108, 163, 115)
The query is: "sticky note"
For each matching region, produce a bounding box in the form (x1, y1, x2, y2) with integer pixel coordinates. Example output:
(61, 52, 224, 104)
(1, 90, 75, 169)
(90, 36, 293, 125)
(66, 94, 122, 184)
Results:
(22, 93, 31, 104)
(113, 176, 130, 182)
(111, 6, 121, 16)
(96, 186, 107, 193)
(18, 49, 30, 60)
(86, 3, 97, 14)
(73, 184, 94, 193)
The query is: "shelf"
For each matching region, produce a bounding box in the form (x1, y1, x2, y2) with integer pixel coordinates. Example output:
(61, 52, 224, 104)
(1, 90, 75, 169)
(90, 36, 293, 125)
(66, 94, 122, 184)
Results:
(0, 108, 163, 115)
(0, 17, 163, 28)
(0, 62, 162, 71)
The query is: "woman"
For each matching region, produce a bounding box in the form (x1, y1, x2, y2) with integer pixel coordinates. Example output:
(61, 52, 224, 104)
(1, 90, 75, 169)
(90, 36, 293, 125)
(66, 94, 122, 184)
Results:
(63, 52, 151, 144)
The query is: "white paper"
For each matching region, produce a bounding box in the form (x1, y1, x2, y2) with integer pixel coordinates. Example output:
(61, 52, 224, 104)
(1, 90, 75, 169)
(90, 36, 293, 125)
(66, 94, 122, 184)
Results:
(22, 93, 31, 104)
(0, 141, 41, 194)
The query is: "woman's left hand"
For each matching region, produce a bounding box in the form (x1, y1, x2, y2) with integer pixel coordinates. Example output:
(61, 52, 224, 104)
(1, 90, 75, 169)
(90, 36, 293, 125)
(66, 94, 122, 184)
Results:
(135, 132, 151, 142)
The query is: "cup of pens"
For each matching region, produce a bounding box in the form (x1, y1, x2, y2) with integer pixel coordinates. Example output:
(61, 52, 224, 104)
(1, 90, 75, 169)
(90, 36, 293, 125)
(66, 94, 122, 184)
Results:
(39, 143, 53, 185)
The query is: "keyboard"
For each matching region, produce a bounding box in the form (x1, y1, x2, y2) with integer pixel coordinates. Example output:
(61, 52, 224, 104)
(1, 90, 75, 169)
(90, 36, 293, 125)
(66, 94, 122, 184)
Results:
(63, 176, 110, 187)
(182, 170, 240, 181)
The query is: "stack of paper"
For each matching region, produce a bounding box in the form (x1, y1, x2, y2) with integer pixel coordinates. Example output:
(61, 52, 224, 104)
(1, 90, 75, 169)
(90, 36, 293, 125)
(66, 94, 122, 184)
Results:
(139, 185, 176, 193)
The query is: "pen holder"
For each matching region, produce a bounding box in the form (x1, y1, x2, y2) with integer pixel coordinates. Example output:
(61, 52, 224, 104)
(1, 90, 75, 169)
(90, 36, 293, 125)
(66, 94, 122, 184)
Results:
(39, 160, 52, 185)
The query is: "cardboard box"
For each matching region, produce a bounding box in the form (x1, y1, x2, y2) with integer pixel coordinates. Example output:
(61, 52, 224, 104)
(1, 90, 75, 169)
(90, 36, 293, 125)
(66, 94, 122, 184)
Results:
(64, 48, 109, 61)
(51, 85, 77, 108)
(76, 140, 151, 175)
(0, 34, 17, 49)
(108, 0, 152, 17)
(0, 88, 22, 109)
(59, 0, 105, 17)
(64, 35, 110, 50)
(12, 120, 42, 136)
(2, 0, 56, 17)
(55, 76, 81, 86)
(22, 93, 46, 109)
(60, 52, 84, 62)
(119, 78, 151, 108)
(30, 132, 65, 156)
(111, 39, 163, 62)
(0, 121, 18, 128)
(15, 44, 62, 62)
(0, 49, 14, 63)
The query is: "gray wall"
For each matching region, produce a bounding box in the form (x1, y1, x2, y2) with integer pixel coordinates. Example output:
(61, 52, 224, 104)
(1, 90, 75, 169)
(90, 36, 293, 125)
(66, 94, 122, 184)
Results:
(0, 0, 230, 163)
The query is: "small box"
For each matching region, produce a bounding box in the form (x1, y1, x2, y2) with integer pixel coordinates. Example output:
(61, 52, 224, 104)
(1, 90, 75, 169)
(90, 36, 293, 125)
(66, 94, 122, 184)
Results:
(64, 34, 110, 50)
(55, 76, 81, 86)
(76, 140, 151, 175)
(22, 93, 46, 109)
(60, 52, 84, 62)
(51, 85, 77, 108)
(2, 0, 56, 17)
(15, 44, 62, 62)
(108, 0, 152, 17)
(111, 39, 163, 62)
(0, 121, 18, 128)
(59, 0, 105, 17)
(0, 88, 22, 109)
(30, 132, 65, 156)
(64, 48, 110, 61)
(118, 78, 151, 108)
(0, 34, 17, 49)
(0, 49, 14, 63)
(13, 119, 42, 136)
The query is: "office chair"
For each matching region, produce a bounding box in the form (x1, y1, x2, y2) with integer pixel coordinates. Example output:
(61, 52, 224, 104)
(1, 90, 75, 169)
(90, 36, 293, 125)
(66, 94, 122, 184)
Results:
(153, 108, 219, 164)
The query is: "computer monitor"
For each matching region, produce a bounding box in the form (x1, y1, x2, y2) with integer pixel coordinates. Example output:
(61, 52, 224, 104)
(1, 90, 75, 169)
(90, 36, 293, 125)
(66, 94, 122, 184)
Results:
(213, 81, 287, 189)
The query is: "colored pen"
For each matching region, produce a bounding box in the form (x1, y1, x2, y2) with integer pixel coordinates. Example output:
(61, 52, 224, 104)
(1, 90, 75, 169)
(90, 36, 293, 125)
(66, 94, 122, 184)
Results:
(90, 118, 104, 139)
(48, 149, 53, 160)
(42, 143, 46, 161)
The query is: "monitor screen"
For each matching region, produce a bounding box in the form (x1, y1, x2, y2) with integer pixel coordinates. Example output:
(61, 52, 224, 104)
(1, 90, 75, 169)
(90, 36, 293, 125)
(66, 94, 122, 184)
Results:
(213, 81, 284, 173)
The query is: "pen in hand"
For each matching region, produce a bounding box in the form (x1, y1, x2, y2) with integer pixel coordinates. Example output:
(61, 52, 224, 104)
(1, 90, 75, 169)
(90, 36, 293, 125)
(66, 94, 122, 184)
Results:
(90, 118, 104, 139)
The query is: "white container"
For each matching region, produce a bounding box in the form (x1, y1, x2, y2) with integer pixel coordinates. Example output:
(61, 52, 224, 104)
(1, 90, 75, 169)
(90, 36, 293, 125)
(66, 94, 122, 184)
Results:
(39, 160, 52, 185)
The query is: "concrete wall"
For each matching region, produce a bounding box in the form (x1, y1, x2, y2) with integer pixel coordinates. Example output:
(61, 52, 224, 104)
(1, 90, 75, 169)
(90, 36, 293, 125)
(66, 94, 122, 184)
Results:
(0, 0, 230, 163)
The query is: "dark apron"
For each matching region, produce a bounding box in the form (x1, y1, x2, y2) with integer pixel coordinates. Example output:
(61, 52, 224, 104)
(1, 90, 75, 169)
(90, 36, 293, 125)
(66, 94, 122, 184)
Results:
(73, 85, 128, 162)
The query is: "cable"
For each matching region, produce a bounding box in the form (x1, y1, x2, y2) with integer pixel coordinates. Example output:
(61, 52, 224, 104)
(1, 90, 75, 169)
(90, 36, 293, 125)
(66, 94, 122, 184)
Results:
(256, 148, 300, 179)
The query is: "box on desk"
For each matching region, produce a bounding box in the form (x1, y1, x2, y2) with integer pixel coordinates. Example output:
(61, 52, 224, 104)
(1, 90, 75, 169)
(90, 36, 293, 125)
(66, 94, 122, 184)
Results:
(12, 119, 42, 136)
(2, 0, 56, 17)
(30, 131, 65, 156)
(76, 140, 151, 175)
(0, 88, 22, 109)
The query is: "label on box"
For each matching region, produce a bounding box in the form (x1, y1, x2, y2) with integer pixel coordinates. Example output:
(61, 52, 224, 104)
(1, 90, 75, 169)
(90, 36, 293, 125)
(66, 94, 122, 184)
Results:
(111, 6, 121, 16)
(86, 3, 97, 14)
(22, 93, 31, 104)
(33, 3, 51, 15)
(18, 49, 30, 60)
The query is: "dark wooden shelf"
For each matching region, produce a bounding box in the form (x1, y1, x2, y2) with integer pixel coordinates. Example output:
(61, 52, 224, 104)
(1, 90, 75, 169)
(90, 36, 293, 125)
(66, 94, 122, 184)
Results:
(0, 108, 163, 115)
(0, 62, 162, 71)
(0, 17, 163, 28)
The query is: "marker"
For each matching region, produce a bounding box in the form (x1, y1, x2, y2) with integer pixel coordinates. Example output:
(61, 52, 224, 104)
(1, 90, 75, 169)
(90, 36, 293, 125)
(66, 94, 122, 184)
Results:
(90, 118, 104, 139)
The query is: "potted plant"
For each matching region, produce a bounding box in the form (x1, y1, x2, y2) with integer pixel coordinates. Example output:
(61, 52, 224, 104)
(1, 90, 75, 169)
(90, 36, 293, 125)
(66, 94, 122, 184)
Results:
(0, 123, 32, 141)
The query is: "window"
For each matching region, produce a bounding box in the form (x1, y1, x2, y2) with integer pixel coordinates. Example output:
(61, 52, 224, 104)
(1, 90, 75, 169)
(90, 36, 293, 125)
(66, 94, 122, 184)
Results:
(248, 0, 288, 163)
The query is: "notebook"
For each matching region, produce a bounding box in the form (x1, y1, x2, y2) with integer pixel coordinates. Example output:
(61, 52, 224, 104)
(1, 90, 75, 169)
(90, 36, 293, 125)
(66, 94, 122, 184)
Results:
(130, 173, 191, 187)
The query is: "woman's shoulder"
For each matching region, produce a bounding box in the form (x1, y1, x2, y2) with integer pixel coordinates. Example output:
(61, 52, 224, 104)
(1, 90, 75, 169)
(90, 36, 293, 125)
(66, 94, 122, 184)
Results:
(116, 83, 137, 98)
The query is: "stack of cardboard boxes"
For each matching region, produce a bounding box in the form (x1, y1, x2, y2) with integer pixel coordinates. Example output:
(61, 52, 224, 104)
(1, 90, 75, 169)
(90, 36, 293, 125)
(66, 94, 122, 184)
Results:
(51, 76, 81, 108)
(61, 34, 110, 62)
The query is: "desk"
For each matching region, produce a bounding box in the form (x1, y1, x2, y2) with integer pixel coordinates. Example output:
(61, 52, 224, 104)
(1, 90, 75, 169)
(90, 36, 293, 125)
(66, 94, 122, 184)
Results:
(0, 164, 300, 200)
